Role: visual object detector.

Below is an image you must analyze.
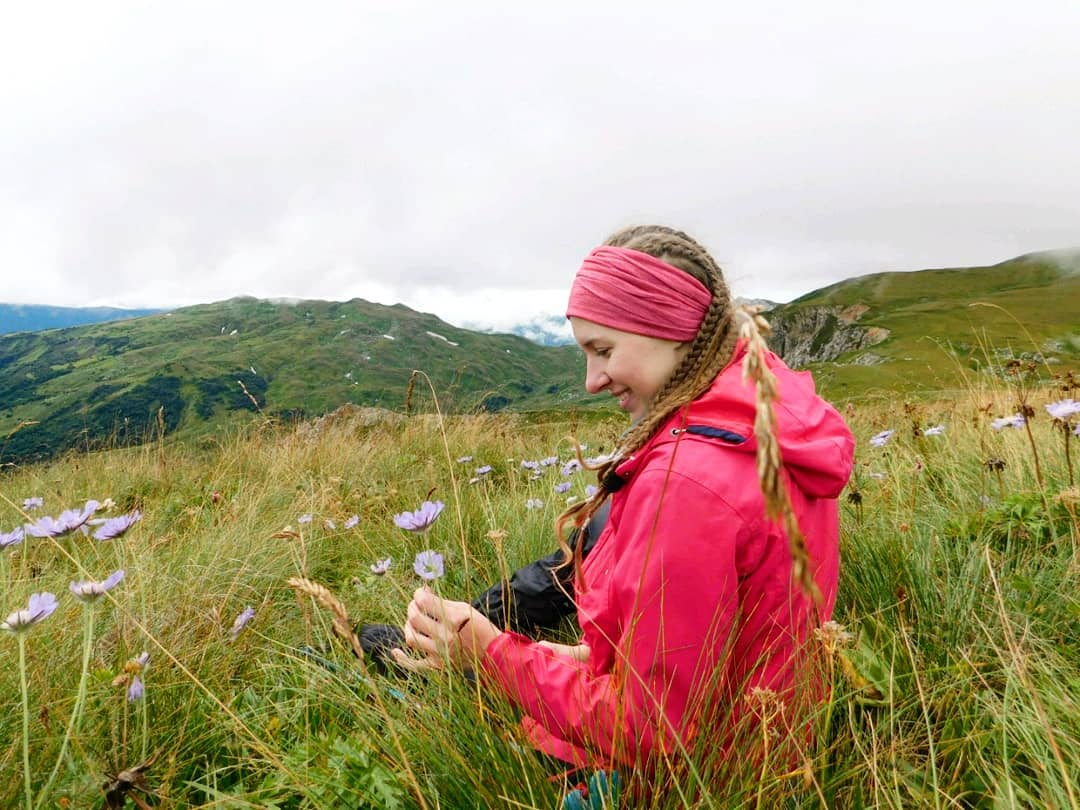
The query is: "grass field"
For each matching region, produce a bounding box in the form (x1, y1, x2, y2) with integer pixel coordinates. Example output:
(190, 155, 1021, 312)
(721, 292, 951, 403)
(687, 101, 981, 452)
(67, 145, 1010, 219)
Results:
(1, 367, 1078, 807)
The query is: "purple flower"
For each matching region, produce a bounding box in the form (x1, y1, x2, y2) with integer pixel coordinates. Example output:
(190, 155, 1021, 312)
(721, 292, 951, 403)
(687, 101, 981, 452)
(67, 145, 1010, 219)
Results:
(520, 460, 540, 470)
(525, 498, 544, 510)
(585, 485, 599, 498)
(25, 500, 100, 538)
(70, 569, 125, 603)
(229, 607, 256, 641)
(923, 424, 946, 436)
(2, 592, 59, 634)
(127, 675, 144, 702)
(554, 482, 572, 494)
(371, 557, 392, 575)
(991, 414, 1026, 431)
(540, 456, 558, 467)
(456, 455, 473, 463)
(1046, 399, 1080, 421)
(561, 460, 582, 476)
(298, 513, 313, 525)
(475, 465, 493, 476)
(394, 500, 445, 532)
(344, 515, 360, 529)
(23, 497, 43, 511)
(413, 550, 445, 580)
(1, 527, 24, 548)
(91, 510, 142, 541)
(869, 430, 895, 448)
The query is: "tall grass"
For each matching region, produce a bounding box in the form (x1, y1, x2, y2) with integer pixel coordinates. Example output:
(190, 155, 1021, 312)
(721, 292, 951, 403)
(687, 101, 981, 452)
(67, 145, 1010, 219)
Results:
(1, 388, 1077, 808)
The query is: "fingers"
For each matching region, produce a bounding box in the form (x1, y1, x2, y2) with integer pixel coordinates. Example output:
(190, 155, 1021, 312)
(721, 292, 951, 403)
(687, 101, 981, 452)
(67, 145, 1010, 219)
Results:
(405, 598, 444, 641)
(401, 591, 480, 669)
(390, 647, 442, 673)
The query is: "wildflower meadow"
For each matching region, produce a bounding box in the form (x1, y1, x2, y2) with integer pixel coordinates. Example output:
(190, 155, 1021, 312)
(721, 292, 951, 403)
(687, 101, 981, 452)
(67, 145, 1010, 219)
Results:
(1, 373, 1078, 808)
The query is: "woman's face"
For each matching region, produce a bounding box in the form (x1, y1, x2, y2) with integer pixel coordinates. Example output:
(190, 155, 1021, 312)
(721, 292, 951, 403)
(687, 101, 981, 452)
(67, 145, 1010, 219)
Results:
(569, 317, 690, 421)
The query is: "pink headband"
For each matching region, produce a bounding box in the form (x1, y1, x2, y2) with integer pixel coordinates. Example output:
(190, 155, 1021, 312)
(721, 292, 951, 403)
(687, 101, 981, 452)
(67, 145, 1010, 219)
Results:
(565, 245, 713, 342)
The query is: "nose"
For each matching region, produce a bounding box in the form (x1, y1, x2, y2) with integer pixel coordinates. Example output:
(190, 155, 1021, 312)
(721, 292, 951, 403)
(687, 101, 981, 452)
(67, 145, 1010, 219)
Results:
(584, 357, 609, 394)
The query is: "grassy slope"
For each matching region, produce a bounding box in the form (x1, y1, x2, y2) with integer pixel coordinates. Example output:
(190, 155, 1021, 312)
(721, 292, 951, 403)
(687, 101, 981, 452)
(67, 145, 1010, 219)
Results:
(0, 298, 591, 462)
(0, 388, 1077, 808)
(3, 252, 1078, 462)
(781, 253, 1080, 400)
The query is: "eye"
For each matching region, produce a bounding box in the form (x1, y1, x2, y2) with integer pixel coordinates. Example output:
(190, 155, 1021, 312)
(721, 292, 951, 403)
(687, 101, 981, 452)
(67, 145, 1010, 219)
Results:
(594, 347, 611, 358)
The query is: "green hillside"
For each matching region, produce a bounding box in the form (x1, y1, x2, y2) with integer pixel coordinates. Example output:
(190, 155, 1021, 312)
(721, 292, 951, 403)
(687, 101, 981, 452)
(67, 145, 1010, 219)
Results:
(0, 297, 589, 463)
(772, 250, 1080, 400)
(3, 250, 1078, 463)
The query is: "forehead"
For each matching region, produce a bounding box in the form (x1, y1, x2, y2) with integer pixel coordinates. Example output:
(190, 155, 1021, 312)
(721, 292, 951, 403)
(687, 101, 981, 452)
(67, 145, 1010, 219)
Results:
(569, 317, 624, 346)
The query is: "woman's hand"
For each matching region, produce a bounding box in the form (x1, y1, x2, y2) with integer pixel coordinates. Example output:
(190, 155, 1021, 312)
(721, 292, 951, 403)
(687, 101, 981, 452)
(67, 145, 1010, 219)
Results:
(536, 641, 591, 662)
(392, 587, 501, 671)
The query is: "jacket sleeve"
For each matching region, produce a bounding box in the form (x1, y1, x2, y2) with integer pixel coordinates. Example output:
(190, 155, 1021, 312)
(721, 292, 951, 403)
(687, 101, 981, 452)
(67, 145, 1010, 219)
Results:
(481, 471, 742, 763)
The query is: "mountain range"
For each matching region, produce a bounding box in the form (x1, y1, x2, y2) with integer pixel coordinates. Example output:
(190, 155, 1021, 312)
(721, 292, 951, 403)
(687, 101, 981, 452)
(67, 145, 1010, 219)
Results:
(0, 303, 167, 335)
(1, 249, 1077, 464)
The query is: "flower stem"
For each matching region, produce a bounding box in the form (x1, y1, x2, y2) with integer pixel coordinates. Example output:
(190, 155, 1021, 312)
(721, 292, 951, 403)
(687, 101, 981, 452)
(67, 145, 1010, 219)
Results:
(1064, 427, 1074, 488)
(140, 683, 149, 760)
(37, 607, 95, 808)
(1021, 417, 1045, 489)
(19, 633, 34, 810)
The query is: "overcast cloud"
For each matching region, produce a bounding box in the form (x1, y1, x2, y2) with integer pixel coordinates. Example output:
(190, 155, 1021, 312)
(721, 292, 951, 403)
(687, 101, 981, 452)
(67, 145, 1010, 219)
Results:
(2, 1, 1078, 330)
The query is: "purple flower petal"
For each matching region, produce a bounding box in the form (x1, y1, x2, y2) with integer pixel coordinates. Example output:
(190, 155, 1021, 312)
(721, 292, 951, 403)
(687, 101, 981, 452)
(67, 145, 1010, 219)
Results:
(2, 592, 59, 633)
(91, 510, 142, 541)
(869, 430, 895, 448)
(413, 550, 444, 580)
(344, 515, 360, 529)
(371, 557, 392, 575)
(990, 414, 1026, 431)
(1046, 399, 1080, 421)
(229, 606, 256, 641)
(22, 497, 44, 511)
(25, 502, 100, 538)
(127, 675, 144, 702)
(1, 527, 24, 548)
(393, 500, 445, 532)
(70, 569, 126, 603)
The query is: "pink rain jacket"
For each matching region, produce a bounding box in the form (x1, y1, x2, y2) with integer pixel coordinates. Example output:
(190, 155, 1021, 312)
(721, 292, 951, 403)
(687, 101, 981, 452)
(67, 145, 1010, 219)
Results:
(481, 343, 855, 769)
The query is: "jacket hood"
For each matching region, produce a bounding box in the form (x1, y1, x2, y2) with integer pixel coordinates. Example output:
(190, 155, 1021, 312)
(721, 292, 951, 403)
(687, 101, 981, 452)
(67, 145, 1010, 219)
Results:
(657, 342, 854, 499)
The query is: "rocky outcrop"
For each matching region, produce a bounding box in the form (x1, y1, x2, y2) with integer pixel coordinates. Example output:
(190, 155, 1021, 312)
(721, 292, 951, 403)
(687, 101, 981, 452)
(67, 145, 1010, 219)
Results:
(765, 304, 889, 368)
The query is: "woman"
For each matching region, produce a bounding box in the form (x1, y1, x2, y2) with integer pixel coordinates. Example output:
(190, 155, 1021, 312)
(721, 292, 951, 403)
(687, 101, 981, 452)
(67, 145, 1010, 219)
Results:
(394, 225, 854, 776)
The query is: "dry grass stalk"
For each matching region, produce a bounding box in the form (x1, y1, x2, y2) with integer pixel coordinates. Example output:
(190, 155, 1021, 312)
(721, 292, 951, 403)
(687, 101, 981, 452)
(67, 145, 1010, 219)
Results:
(737, 306, 823, 612)
(286, 576, 364, 660)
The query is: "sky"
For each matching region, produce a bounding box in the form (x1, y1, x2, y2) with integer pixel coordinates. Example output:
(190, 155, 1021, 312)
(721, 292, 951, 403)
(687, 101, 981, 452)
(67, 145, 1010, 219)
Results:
(2, 1, 1079, 332)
